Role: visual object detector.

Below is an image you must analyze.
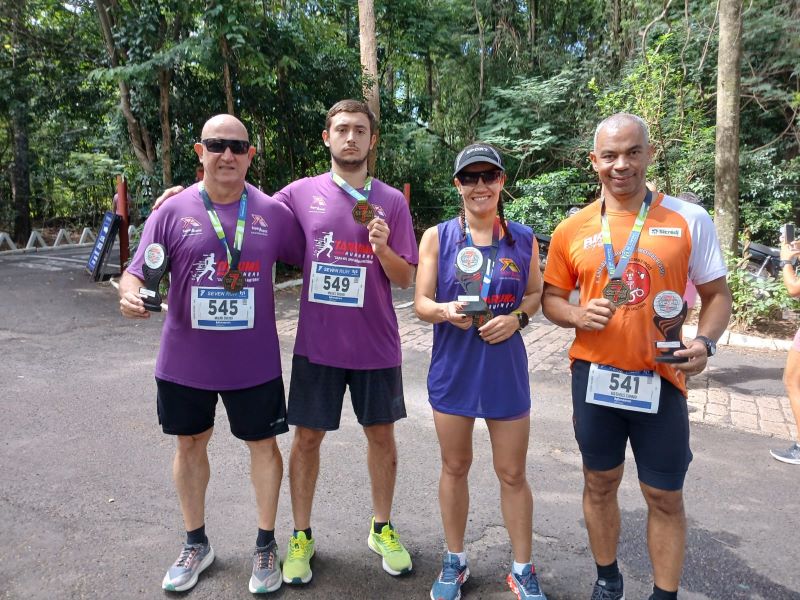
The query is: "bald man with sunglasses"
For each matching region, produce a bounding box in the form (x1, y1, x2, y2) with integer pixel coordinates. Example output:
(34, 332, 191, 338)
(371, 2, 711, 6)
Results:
(119, 114, 304, 594)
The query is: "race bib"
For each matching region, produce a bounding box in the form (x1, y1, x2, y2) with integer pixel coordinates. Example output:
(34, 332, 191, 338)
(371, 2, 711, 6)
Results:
(586, 363, 661, 413)
(191, 287, 254, 330)
(308, 261, 366, 307)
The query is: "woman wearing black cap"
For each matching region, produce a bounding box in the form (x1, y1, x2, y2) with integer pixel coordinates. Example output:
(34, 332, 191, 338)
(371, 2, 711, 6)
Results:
(415, 143, 547, 600)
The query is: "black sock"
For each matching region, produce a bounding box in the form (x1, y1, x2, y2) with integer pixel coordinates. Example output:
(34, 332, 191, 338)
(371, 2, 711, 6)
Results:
(294, 528, 312, 540)
(373, 520, 390, 534)
(256, 528, 274, 548)
(651, 585, 678, 600)
(596, 560, 620, 582)
(186, 525, 207, 545)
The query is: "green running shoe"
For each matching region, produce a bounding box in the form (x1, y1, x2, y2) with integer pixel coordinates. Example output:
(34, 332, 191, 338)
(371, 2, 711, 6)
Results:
(367, 518, 412, 575)
(282, 531, 315, 584)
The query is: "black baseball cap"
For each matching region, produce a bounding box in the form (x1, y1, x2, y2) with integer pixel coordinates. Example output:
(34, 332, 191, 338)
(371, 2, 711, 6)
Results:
(453, 143, 504, 177)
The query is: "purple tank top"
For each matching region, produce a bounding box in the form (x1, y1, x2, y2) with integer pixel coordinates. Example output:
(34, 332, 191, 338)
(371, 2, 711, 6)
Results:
(427, 218, 534, 418)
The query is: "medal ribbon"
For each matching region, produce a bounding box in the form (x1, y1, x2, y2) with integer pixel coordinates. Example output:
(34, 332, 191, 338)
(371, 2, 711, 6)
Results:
(199, 183, 247, 272)
(600, 190, 652, 280)
(464, 217, 501, 302)
(331, 171, 372, 208)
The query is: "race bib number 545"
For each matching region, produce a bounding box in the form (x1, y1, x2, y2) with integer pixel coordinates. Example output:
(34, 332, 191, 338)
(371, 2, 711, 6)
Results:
(191, 287, 254, 330)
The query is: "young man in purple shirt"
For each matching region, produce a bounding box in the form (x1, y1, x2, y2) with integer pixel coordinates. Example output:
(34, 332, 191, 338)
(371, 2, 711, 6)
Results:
(119, 114, 303, 594)
(273, 100, 418, 585)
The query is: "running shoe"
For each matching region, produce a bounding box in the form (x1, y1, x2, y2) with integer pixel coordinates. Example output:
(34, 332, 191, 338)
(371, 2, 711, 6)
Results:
(282, 531, 314, 584)
(770, 442, 800, 464)
(249, 539, 281, 594)
(507, 564, 547, 599)
(590, 574, 624, 600)
(430, 552, 469, 600)
(367, 518, 412, 575)
(161, 541, 215, 592)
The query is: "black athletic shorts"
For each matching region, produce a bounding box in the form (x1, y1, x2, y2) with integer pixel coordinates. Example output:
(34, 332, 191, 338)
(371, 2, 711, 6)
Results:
(571, 359, 692, 491)
(287, 354, 407, 430)
(156, 376, 288, 441)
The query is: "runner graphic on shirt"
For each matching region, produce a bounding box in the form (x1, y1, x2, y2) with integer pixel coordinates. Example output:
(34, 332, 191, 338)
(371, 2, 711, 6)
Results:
(192, 253, 217, 282)
(315, 231, 334, 259)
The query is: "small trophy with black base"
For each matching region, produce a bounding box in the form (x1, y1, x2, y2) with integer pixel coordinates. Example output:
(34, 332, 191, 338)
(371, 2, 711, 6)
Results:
(653, 290, 688, 363)
(139, 243, 169, 312)
(455, 246, 493, 328)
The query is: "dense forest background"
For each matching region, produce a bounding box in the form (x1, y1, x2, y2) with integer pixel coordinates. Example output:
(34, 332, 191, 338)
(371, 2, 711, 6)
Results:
(1, 0, 798, 247)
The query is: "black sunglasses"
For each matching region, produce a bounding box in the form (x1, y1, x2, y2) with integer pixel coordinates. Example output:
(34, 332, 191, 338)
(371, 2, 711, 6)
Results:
(456, 169, 504, 186)
(202, 138, 251, 155)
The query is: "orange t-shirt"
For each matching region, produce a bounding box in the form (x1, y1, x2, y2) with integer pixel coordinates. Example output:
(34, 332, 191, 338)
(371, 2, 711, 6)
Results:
(544, 193, 726, 395)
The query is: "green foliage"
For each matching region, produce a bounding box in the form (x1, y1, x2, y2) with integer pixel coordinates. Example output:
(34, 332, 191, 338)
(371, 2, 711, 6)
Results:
(726, 253, 795, 329)
(739, 152, 800, 245)
(504, 168, 596, 235)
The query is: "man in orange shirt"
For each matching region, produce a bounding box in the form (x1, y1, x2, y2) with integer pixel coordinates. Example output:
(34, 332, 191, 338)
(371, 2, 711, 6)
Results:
(542, 113, 731, 600)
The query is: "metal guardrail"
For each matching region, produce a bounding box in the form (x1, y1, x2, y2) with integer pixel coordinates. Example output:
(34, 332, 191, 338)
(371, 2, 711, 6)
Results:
(0, 225, 135, 255)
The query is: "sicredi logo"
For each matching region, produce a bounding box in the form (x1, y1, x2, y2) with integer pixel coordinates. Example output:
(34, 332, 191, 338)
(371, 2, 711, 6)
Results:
(649, 227, 682, 238)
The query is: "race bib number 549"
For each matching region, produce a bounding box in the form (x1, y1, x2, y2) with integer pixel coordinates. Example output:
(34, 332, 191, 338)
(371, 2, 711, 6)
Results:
(308, 262, 366, 307)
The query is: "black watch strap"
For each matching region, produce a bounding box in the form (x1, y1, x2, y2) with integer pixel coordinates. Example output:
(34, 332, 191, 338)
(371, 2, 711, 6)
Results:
(780, 258, 797, 268)
(694, 335, 716, 357)
(514, 310, 529, 330)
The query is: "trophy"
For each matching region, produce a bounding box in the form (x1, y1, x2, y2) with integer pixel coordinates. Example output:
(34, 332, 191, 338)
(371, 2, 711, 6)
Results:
(653, 290, 688, 363)
(454, 246, 493, 327)
(139, 243, 169, 312)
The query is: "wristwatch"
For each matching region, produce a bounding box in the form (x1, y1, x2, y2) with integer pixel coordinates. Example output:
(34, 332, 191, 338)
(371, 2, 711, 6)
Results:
(780, 257, 797, 268)
(513, 310, 529, 330)
(694, 335, 717, 357)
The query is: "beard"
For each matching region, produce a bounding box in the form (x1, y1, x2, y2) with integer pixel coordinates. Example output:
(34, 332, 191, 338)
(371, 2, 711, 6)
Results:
(331, 149, 369, 171)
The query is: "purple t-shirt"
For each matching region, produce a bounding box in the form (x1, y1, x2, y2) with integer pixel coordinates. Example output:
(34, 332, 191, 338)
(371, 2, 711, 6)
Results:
(273, 174, 418, 369)
(127, 182, 304, 390)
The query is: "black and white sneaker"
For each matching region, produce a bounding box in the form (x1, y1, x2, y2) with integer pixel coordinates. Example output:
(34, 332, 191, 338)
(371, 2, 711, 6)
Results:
(590, 574, 624, 600)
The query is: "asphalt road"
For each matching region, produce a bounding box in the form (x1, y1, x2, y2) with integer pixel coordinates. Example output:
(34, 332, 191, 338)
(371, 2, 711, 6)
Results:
(1, 247, 798, 599)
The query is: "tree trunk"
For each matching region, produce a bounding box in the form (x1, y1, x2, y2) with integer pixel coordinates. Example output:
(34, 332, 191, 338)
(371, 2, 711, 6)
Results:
(11, 102, 31, 246)
(94, 0, 156, 175)
(220, 36, 235, 115)
(10, 1, 31, 245)
(158, 68, 173, 187)
(468, 0, 485, 127)
(358, 0, 379, 174)
(714, 0, 743, 254)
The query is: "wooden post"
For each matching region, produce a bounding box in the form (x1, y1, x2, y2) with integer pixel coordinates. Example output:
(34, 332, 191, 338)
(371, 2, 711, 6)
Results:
(117, 175, 130, 268)
(403, 183, 411, 207)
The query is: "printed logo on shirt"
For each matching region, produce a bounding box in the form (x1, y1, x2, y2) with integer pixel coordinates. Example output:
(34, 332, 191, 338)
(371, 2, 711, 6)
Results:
(500, 258, 520, 272)
(313, 231, 374, 265)
(499, 258, 523, 280)
(181, 217, 203, 237)
(621, 262, 650, 306)
(584, 233, 603, 250)
(649, 227, 682, 238)
(191, 252, 262, 282)
(309, 196, 327, 214)
(486, 293, 517, 311)
(250, 213, 269, 237)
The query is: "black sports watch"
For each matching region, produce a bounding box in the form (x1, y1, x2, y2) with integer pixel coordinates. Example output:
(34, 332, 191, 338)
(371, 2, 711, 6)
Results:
(514, 310, 529, 330)
(694, 335, 717, 357)
(780, 257, 798, 268)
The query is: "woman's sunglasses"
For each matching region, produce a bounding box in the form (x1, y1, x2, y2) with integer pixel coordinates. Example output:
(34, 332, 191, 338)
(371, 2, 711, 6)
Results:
(455, 169, 504, 186)
(202, 138, 251, 155)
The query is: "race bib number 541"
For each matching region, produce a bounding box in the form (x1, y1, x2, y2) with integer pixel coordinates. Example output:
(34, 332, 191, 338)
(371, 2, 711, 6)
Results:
(586, 363, 661, 413)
